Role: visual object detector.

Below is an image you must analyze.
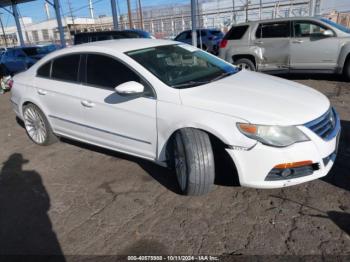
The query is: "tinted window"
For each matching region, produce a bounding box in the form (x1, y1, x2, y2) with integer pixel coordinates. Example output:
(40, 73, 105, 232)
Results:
(256, 22, 290, 38)
(37, 61, 51, 78)
(225, 25, 249, 40)
(175, 32, 187, 41)
(294, 21, 329, 37)
(86, 54, 140, 88)
(52, 54, 80, 82)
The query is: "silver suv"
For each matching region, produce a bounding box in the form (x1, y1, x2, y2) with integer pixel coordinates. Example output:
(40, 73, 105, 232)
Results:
(219, 17, 350, 79)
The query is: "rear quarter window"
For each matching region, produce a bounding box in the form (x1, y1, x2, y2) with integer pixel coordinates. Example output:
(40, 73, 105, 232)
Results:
(224, 25, 249, 40)
(37, 61, 51, 78)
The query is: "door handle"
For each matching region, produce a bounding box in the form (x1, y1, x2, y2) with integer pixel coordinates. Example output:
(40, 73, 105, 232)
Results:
(37, 89, 47, 95)
(81, 100, 95, 108)
(292, 39, 304, 44)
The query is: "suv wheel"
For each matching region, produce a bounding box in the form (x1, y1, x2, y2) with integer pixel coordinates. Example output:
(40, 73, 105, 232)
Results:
(173, 128, 215, 196)
(234, 58, 256, 71)
(23, 104, 58, 146)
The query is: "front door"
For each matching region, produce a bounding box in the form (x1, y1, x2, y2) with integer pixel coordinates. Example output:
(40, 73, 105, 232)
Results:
(80, 53, 157, 160)
(290, 20, 340, 70)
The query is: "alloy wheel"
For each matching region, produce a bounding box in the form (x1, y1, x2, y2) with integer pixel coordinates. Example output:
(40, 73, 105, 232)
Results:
(23, 106, 47, 144)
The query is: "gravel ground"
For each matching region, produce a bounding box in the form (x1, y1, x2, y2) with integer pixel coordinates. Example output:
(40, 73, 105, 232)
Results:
(0, 74, 349, 260)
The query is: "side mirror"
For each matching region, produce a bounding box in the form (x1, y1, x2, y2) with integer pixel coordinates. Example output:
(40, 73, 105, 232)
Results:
(115, 81, 144, 96)
(322, 30, 334, 37)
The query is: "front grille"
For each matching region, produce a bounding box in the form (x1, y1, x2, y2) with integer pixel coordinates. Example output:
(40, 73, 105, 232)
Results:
(305, 108, 338, 141)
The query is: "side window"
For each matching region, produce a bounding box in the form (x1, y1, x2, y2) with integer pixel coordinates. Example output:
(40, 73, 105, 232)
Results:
(37, 61, 51, 78)
(185, 32, 192, 39)
(86, 54, 141, 89)
(225, 25, 249, 40)
(51, 54, 80, 82)
(256, 22, 290, 38)
(176, 32, 187, 41)
(294, 21, 329, 37)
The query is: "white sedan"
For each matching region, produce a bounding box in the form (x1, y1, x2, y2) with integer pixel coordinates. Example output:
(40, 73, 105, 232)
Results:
(10, 39, 340, 195)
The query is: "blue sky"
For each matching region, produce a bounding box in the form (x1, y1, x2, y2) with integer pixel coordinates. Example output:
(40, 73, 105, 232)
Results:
(2, 0, 350, 27)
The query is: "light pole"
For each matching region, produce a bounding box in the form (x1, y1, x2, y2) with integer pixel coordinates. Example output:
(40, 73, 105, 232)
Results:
(191, 0, 197, 47)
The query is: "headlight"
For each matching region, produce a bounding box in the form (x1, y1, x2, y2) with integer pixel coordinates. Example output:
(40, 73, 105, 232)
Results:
(237, 123, 309, 147)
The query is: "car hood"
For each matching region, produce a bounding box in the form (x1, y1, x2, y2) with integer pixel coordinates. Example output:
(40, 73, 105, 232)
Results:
(179, 70, 330, 125)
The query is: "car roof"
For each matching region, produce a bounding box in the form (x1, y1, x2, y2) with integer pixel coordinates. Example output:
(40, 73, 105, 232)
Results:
(43, 39, 176, 58)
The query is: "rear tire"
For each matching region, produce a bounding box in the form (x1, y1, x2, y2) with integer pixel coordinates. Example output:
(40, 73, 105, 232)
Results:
(23, 104, 58, 146)
(173, 128, 215, 196)
(234, 58, 256, 71)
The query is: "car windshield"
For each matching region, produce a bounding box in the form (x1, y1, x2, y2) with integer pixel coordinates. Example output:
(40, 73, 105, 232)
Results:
(321, 18, 350, 34)
(126, 44, 238, 88)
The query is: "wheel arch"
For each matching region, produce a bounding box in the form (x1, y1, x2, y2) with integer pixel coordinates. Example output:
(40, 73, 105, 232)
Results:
(232, 54, 257, 67)
(161, 126, 241, 186)
(21, 99, 54, 128)
(337, 44, 350, 72)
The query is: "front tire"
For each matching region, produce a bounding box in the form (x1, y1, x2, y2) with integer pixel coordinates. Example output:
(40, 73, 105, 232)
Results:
(23, 104, 57, 146)
(173, 128, 215, 196)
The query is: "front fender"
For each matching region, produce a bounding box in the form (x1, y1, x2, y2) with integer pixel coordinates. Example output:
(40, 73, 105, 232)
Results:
(156, 101, 256, 162)
(337, 40, 350, 71)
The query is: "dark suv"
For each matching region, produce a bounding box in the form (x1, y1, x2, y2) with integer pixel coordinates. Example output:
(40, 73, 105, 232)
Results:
(74, 29, 154, 45)
(174, 29, 224, 55)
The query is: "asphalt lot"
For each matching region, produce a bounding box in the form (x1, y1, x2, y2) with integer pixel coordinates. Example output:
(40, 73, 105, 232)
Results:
(0, 74, 349, 258)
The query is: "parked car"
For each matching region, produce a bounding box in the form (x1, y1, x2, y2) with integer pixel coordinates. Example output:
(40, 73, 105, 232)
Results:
(219, 17, 350, 79)
(0, 48, 36, 74)
(0, 45, 59, 75)
(174, 29, 223, 54)
(74, 29, 154, 45)
(11, 39, 340, 195)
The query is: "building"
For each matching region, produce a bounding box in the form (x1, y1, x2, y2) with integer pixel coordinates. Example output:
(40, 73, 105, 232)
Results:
(1, 16, 95, 47)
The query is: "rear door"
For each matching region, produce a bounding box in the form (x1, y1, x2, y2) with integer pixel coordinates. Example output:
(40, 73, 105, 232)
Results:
(35, 54, 86, 138)
(254, 21, 291, 72)
(290, 20, 340, 70)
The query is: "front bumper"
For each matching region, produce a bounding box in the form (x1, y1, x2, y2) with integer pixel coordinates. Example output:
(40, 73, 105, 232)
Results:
(227, 114, 340, 189)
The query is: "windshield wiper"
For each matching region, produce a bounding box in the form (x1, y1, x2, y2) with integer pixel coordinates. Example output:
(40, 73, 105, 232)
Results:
(210, 71, 234, 82)
(171, 71, 236, 89)
(171, 80, 210, 89)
